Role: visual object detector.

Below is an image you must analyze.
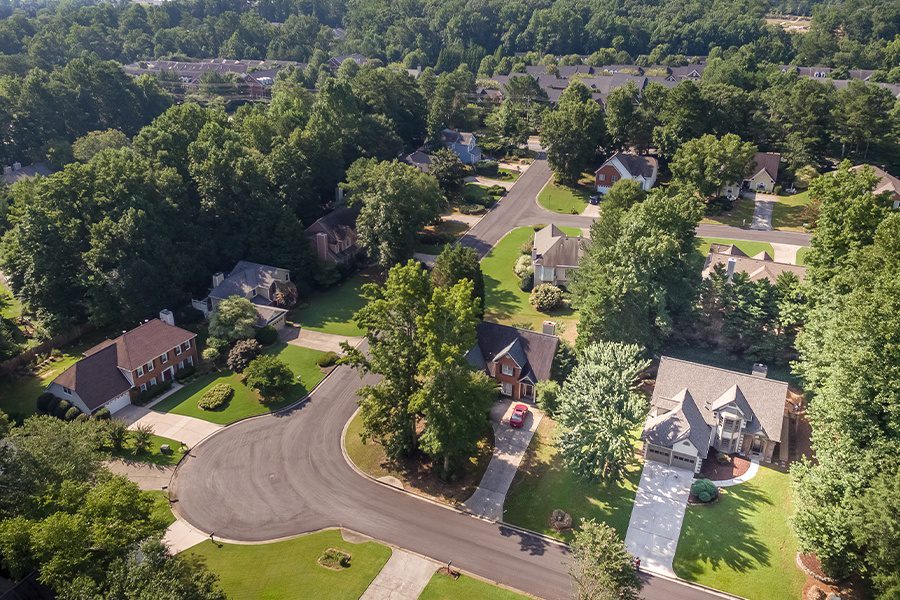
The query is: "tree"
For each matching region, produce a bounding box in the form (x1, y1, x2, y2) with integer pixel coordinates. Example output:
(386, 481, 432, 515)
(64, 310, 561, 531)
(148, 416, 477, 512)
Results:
(72, 129, 131, 162)
(431, 245, 485, 311)
(244, 355, 294, 401)
(535, 380, 562, 417)
(541, 82, 605, 184)
(854, 470, 900, 596)
(226, 339, 263, 373)
(569, 520, 641, 600)
(105, 419, 129, 452)
(208, 296, 258, 342)
(556, 342, 648, 481)
(670, 134, 756, 198)
(833, 81, 895, 160)
(429, 148, 468, 199)
(652, 81, 708, 159)
(603, 82, 650, 151)
(343, 159, 443, 268)
(131, 424, 154, 455)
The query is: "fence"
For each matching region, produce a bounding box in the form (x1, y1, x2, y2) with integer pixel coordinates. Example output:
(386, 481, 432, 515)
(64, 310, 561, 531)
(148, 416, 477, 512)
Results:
(0, 323, 93, 377)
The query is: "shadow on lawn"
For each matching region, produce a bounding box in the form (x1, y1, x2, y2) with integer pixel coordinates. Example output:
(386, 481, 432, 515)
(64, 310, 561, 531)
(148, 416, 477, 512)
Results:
(675, 483, 773, 578)
(773, 203, 807, 229)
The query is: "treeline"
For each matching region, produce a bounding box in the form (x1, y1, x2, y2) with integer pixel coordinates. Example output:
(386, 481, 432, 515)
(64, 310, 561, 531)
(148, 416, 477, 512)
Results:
(0, 61, 430, 335)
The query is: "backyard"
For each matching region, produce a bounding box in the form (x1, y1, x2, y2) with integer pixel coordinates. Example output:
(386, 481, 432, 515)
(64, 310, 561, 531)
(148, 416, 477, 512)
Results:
(537, 176, 593, 214)
(419, 573, 528, 600)
(503, 418, 641, 541)
(186, 529, 391, 600)
(288, 272, 377, 337)
(481, 226, 581, 344)
(673, 468, 805, 600)
(0, 345, 86, 422)
(152, 343, 327, 425)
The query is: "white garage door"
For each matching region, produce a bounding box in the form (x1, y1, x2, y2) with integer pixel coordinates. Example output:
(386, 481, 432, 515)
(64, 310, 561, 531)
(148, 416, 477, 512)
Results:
(645, 445, 672, 464)
(105, 393, 133, 415)
(671, 452, 698, 471)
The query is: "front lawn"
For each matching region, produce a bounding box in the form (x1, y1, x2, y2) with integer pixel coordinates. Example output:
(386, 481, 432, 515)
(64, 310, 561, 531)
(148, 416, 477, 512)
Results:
(420, 573, 528, 600)
(0, 347, 84, 422)
(464, 182, 494, 205)
(288, 272, 375, 337)
(109, 432, 186, 466)
(503, 418, 641, 541)
(771, 191, 812, 231)
(153, 343, 327, 425)
(481, 227, 580, 343)
(673, 467, 805, 600)
(415, 219, 470, 255)
(537, 177, 592, 214)
(186, 529, 391, 600)
(496, 167, 522, 181)
(344, 410, 493, 505)
(701, 197, 756, 228)
(697, 237, 775, 259)
(144, 490, 176, 529)
(796, 247, 810, 266)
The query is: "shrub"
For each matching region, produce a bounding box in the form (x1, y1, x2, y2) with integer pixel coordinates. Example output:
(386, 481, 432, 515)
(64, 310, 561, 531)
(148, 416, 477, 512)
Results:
(202, 346, 221, 364)
(52, 399, 72, 419)
(63, 406, 81, 421)
(198, 384, 234, 410)
(487, 184, 506, 197)
(131, 424, 154, 454)
(105, 419, 129, 450)
(530, 284, 563, 311)
(227, 339, 263, 373)
(691, 478, 718, 503)
(244, 355, 294, 402)
(255, 325, 278, 346)
(520, 238, 533, 254)
(272, 281, 299, 309)
(318, 548, 351, 570)
(206, 336, 229, 353)
(535, 380, 561, 417)
(513, 255, 533, 278)
(458, 203, 485, 215)
(475, 159, 499, 177)
(74, 413, 90, 423)
(518, 274, 533, 292)
(175, 366, 196, 382)
(93, 407, 111, 421)
(316, 352, 339, 368)
(134, 381, 172, 405)
(36, 392, 57, 414)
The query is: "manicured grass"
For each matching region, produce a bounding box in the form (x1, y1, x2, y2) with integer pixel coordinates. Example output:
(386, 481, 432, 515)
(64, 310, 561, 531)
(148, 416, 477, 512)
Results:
(186, 529, 391, 600)
(697, 237, 775, 259)
(701, 197, 756, 228)
(537, 177, 592, 214)
(415, 219, 470, 255)
(673, 467, 805, 600)
(153, 343, 326, 425)
(464, 183, 493, 205)
(504, 418, 641, 541)
(420, 573, 528, 600)
(144, 490, 176, 529)
(0, 348, 84, 422)
(344, 410, 493, 504)
(109, 433, 186, 466)
(771, 191, 812, 231)
(796, 247, 810, 266)
(496, 167, 521, 181)
(288, 273, 373, 337)
(0, 279, 23, 321)
(481, 226, 581, 343)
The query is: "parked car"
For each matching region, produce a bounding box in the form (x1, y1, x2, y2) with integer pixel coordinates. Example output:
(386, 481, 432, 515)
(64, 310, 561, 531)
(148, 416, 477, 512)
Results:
(509, 403, 529, 428)
(589, 195, 600, 205)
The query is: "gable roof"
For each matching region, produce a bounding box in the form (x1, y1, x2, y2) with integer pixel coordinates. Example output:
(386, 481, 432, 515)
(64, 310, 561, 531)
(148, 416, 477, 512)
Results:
(703, 247, 806, 283)
(404, 151, 433, 173)
(596, 152, 658, 179)
(751, 152, 781, 181)
(52, 345, 132, 412)
(439, 129, 476, 146)
(84, 318, 196, 372)
(533, 224, 584, 268)
(472, 322, 559, 383)
(642, 389, 712, 457)
(210, 261, 291, 301)
(849, 164, 900, 199)
(306, 204, 361, 239)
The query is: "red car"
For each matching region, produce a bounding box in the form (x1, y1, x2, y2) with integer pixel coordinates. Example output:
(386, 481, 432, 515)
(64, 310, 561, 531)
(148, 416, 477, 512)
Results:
(509, 403, 529, 428)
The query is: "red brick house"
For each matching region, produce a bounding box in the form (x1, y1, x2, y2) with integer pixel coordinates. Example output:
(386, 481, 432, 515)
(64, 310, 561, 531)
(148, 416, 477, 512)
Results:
(467, 322, 559, 402)
(47, 310, 198, 415)
(594, 152, 659, 194)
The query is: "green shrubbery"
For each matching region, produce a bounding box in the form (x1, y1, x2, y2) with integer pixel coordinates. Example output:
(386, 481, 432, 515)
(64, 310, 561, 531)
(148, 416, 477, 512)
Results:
(514, 255, 533, 278)
(226, 339, 262, 373)
(52, 399, 71, 419)
(63, 406, 81, 421)
(255, 325, 278, 346)
(530, 284, 563, 311)
(475, 160, 499, 177)
(197, 384, 234, 411)
(691, 478, 718, 503)
(316, 352, 339, 368)
(36, 392, 56, 414)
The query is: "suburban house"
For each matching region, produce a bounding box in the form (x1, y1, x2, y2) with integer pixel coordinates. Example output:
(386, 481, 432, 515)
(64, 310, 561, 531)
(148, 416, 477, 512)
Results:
(850, 164, 900, 208)
(532, 224, 584, 287)
(439, 129, 482, 164)
(47, 311, 198, 415)
(306, 204, 361, 265)
(594, 152, 659, 194)
(703, 243, 806, 284)
(467, 322, 559, 402)
(193, 261, 291, 329)
(746, 152, 781, 193)
(640, 357, 789, 473)
(404, 150, 433, 173)
(3, 162, 54, 185)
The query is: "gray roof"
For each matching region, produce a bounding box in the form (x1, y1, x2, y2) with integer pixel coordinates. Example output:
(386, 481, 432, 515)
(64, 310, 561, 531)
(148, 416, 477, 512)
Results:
(2, 162, 54, 185)
(703, 245, 806, 283)
(598, 152, 658, 178)
(52, 345, 132, 412)
(642, 389, 712, 457)
(643, 357, 789, 451)
(471, 322, 559, 383)
(404, 151, 433, 173)
(440, 129, 476, 146)
(210, 261, 290, 302)
(533, 224, 584, 268)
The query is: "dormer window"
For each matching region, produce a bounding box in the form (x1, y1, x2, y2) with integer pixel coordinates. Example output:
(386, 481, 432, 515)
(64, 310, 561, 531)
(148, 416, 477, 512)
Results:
(62, 387, 72, 395)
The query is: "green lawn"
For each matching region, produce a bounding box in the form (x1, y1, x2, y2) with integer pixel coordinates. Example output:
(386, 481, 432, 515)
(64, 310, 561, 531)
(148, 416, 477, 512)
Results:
(496, 167, 522, 181)
(0, 279, 23, 321)
(701, 197, 756, 228)
(144, 490, 176, 529)
(0, 348, 84, 422)
(420, 573, 528, 600)
(481, 227, 581, 344)
(288, 274, 372, 337)
(537, 177, 592, 214)
(504, 418, 641, 541)
(796, 247, 810, 266)
(186, 529, 391, 600)
(415, 219, 470, 255)
(464, 183, 493, 205)
(771, 191, 812, 231)
(109, 433, 186, 466)
(153, 343, 327, 425)
(673, 468, 805, 600)
(697, 237, 775, 259)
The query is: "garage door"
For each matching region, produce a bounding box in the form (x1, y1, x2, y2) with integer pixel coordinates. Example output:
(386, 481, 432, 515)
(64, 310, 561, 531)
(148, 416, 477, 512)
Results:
(645, 445, 672, 463)
(105, 393, 133, 415)
(671, 453, 697, 471)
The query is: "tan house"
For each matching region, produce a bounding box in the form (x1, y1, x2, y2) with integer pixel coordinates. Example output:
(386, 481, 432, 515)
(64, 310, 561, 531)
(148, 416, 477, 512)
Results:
(850, 164, 900, 209)
(703, 243, 806, 284)
(594, 152, 658, 194)
(641, 357, 789, 473)
(723, 152, 781, 195)
(47, 311, 198, 415)
(532, 225, 584, 287)
(193, 261, 291, 329)
(467, 322, 559, 402)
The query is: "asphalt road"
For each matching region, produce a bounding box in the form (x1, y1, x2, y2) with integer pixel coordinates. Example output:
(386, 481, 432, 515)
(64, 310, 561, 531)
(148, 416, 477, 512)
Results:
(172, 356, 732, 600)
(459, 158, 812, 255)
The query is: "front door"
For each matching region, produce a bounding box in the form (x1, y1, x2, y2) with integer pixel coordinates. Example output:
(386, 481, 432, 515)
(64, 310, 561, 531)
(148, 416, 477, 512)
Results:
(751, 438, 763, 454)
(162, 367, 175, 382)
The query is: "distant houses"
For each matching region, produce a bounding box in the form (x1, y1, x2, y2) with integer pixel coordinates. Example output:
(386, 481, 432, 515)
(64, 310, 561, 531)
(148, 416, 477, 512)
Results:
(305, 204, 362, 265)
(850, 164, 900, 208)
(594, 152, 658, 194)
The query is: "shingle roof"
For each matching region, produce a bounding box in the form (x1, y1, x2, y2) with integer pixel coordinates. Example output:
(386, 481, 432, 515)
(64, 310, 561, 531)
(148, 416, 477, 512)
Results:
(52, 345, 132, 412)
(209, 261, 291, 301)
(84, 319, 196, 371)
(306, 204, 360, 238)
(533, 224, 583, 268)
(597, 152, 658, 178)
(474, 322, 559, 383)
(703, 249, 806, 283)
(849, 164, 900, 199)
(751, 152, 781, 181)
(642, 389, 712, 458)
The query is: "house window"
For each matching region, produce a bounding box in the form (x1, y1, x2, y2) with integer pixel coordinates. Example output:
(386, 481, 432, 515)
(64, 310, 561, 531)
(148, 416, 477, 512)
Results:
(140, 383, 147, 392)
(611, 175, 619, 182)
(136, 366, 144, 377)
(150, 377, 157, 386)
(62, 387, 72, 395)
(178, 360, 185, 370)
(160, 352, 168, 364)
(597, 173, 606, 182)
(145, 361, 154, 372)
(723, 418, 736, 429)
(501, 364, 514, 376)
(184, 340, 191, 351)
(188, 355, 194, 367)
(175, 345, 183, 356)
(501, 382, 513, 396)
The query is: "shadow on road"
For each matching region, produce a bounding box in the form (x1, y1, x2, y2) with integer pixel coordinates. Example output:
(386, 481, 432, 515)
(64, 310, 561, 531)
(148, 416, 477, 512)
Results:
(498, 524, 570, 558)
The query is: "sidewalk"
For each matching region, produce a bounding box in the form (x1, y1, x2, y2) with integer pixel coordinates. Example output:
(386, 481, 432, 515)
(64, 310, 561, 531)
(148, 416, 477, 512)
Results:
(164, 518, 212, 553)
(116, 405, 222, 447)
(359, 549, 438, 600)
(771, 242, 802, 264)
(106, 459, 174, 491)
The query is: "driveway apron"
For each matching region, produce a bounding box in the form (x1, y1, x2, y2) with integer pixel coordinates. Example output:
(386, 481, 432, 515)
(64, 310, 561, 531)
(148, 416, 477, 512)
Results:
(116, 405, 222, 448)
(359, 549, 439, 600)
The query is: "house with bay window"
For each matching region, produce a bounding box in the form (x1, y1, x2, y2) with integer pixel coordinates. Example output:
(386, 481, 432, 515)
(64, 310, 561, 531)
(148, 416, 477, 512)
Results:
(640, 357, 789, 473)
(466, 322, 559, 402)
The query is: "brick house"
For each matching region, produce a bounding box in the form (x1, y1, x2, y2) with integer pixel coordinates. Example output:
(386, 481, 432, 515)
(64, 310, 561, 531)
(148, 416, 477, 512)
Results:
(306, 204, 362, 265)
(466, 322, 559, 402)
(594, 152, 659, 194)
(47, 311, 198, 415)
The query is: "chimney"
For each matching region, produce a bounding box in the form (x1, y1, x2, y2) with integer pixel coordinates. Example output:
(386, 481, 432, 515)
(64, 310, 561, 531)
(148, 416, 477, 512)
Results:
(751, 363, 768, 378)
(542, 321, 557, 335)
(316, 232, 329, 261)
(726, 257, 737, 283)
(211, 272, 225, 288)
(12, 162, 21, 171)
(159, 309, 175, 326)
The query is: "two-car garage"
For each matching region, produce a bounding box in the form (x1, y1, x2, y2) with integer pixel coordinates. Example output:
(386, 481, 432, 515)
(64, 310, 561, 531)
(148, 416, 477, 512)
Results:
(643, 443, 700, 473)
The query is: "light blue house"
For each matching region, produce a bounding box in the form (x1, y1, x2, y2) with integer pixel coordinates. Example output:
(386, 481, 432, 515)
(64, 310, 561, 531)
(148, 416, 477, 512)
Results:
(439, 129, 482, 164)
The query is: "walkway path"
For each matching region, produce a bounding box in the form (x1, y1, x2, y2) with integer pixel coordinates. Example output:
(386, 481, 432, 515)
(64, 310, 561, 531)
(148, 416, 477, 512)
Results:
(164, 518, 211, 553)
(624, 461, 693, 577)
(462, 401, 543, 521)
(279, 326, 362, 353)
(465, 175, 515, 190)
(116, 405, 221, 448)
(359, 549, 438, 600)
(714, 459, 760, 487)
(106, 459, 174, 491)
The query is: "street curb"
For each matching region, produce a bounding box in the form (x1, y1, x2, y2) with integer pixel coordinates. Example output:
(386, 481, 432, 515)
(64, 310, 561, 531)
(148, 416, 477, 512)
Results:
(456, 158, 535, 250)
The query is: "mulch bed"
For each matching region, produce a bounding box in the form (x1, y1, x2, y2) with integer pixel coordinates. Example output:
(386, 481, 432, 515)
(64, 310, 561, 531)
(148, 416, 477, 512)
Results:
(699, 454, 751, 482)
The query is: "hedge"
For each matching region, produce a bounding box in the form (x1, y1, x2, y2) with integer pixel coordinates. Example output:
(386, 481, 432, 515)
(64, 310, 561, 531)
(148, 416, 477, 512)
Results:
(198, 383, 234, 410)
(36, 392, 57, 414)
(316, 352, 339, 368)
(63, 406, 82, 421)
(52, 399, 72, 419)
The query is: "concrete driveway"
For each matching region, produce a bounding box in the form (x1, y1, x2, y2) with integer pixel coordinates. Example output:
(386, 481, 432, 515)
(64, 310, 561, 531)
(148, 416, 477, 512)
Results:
(462, 401, 543, 521)
(279, 325, 361, 353)
(624, 461, 693, 576)
(116, 405, 221, 448)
